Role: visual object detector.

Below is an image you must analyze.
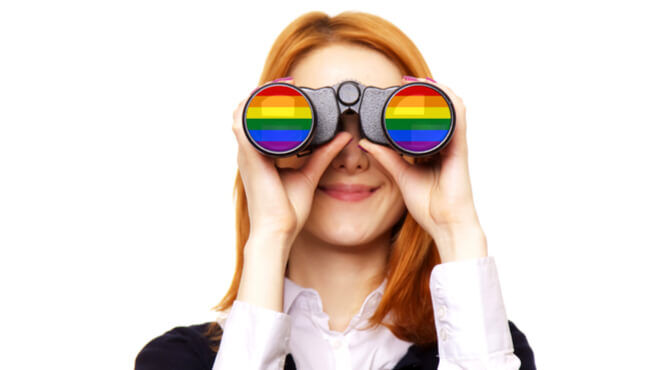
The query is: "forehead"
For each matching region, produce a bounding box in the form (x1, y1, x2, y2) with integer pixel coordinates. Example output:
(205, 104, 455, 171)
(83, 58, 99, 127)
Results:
(287, 42, 403, 89)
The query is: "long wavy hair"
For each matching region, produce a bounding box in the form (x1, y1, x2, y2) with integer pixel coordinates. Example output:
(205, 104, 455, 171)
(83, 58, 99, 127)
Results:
(206, 10, 442, 350)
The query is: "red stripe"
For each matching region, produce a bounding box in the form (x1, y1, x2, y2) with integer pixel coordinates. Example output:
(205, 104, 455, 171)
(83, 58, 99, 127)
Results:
(394, 85, 442, 96)
(256, 85, 303, 96)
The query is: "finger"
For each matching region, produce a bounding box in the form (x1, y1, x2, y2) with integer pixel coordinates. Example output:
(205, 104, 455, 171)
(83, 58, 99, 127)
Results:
(232, 98, 272, 166)
(231, 101, 280, 203)
(402, 76, 465, 121)
(232, 76, 297, 167)
(299, 131, 353, 189)
(233, 76, 301, 210)
(357, 138, 414, 188)
(403, 76, 468, 160)
(432, 82, 468, 160)
(234, 76, 296, 147)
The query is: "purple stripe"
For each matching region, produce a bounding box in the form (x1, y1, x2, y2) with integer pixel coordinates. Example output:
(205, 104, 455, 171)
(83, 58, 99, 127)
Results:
(258, 141, 303, 151)
(395, 141, 442, 151)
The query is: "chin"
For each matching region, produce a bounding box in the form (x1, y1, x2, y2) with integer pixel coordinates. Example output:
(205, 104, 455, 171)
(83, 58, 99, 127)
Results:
(304, 221, 380, 246)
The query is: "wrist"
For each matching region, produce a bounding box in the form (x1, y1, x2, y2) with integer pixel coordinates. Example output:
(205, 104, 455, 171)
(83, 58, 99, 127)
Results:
(433, 225, 488, 263)
(246, 231, 293, 249)
(238, 236, 291, 312)
(244, 235, 292, 262)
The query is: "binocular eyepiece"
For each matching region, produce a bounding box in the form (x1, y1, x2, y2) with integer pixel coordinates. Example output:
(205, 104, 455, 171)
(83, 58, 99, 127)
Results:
(242, 80, 456, 158)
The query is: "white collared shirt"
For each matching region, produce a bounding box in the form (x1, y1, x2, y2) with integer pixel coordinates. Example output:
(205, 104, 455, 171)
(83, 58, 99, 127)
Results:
(212, 256, 521, 370)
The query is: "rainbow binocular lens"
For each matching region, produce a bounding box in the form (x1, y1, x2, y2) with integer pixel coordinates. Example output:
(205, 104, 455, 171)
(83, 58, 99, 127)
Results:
(242, 80, 456, 158)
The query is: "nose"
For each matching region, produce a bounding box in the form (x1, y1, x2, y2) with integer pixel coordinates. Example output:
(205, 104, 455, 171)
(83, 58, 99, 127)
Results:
(329, 112, 369, 173)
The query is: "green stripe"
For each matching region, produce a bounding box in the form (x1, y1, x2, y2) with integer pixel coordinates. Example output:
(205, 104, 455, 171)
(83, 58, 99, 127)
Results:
(385, 118, 451, 130)
(246, 118, 313, 130)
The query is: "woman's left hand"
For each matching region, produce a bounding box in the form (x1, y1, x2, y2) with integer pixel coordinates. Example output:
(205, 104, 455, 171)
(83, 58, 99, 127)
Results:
(357, 76, 488, 263)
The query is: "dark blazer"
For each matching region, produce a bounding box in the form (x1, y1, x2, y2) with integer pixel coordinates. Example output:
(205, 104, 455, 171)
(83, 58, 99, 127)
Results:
(135, 320, 536, 370)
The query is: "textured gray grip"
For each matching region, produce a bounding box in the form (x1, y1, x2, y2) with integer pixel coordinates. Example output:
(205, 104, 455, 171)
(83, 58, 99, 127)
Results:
(301, 87, 340, 147)
(359, 87, 395, 145)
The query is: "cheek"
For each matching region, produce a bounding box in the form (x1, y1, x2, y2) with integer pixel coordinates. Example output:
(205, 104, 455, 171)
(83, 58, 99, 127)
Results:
(383, 188, 407, 226)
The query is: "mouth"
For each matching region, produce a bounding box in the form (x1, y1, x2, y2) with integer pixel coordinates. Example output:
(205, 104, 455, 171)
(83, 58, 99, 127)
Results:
(317, 183, 381, 202)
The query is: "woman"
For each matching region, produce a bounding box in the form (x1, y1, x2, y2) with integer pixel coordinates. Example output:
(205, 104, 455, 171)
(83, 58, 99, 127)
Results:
(135, 11, 536, 370)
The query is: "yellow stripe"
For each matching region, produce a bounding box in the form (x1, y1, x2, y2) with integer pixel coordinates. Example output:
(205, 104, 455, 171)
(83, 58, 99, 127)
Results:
(246, 107, 312, 119)
(386, 107, 451, 119)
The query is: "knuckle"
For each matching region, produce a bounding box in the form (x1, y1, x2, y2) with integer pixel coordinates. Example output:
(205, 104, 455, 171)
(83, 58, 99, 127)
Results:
(232, 99, 246, 120)
(455, 99, 465, 113)
(236, 151, 246, 167)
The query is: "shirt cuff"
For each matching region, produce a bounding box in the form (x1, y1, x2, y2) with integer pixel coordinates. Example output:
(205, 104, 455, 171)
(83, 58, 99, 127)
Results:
(430, 256, 520, 369)
(212, 299, 292, 370)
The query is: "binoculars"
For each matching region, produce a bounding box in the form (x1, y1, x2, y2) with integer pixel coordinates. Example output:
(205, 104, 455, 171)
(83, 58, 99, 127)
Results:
(242, 80, 456, 158)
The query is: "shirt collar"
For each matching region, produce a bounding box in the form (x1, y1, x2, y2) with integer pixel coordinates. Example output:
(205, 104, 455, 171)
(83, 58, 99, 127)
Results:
(283, 276, 388, 317)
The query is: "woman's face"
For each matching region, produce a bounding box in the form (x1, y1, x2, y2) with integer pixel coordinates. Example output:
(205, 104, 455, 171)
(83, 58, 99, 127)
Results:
(277, 42, 412, 246)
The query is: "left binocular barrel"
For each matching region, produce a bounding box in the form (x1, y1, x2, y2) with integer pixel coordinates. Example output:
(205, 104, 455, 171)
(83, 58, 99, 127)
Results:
(242, 84, 316, 157)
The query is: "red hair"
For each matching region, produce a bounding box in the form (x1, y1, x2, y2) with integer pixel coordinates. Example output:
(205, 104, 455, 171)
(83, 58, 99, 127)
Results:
(206, 10, 441, 349)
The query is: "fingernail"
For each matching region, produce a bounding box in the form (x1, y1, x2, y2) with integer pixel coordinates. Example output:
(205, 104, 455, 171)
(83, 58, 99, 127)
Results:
(346, 137, 353, 145)
(402, 75, 418, 81)
(426, 77, 437, 83)
(357, 144, 368, 153)
(272, 76, 293, 82)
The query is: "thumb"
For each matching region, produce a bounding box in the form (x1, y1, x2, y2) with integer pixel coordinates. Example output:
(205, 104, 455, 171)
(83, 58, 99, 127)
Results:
(300, 132, 353, 188)
(358, 138, 412, 187)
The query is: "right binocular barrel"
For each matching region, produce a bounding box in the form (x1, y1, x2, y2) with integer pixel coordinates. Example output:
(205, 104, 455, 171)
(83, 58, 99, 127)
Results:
(383, 83, 453, 155)
(244, 84, 315, 155)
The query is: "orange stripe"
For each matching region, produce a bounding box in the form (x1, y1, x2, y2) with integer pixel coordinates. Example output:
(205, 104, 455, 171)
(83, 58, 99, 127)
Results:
(388, 95, 448, 107)
(249, 95, 310, 108)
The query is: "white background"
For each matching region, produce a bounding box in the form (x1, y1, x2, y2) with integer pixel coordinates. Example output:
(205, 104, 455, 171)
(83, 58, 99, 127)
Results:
(1, 0, 668, 369)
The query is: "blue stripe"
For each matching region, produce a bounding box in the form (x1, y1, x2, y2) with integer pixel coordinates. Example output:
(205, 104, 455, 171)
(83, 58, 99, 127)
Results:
(249, 129, 310, 142)
(387, 129, 447, 142)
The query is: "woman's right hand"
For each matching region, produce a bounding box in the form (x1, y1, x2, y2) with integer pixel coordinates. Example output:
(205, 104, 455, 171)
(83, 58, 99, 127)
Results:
(231, 77, 353, 252)
(232, 78, 351, 311)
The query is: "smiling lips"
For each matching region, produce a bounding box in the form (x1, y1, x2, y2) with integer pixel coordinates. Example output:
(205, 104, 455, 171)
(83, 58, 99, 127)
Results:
(317, 183, 380, 202)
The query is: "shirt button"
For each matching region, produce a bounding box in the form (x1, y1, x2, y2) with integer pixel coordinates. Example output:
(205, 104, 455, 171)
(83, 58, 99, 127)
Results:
(437, 305, 446, 320)
(278, 357, 285, 368)
(439, 327, 447, 341)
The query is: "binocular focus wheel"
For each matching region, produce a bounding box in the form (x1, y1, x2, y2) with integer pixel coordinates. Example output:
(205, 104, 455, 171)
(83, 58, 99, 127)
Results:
(383, 83, 454, 155)
(243, 83, 315, 155)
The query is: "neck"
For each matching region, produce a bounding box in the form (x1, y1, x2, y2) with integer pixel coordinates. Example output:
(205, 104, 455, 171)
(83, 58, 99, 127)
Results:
(286, 230, 390, 331)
